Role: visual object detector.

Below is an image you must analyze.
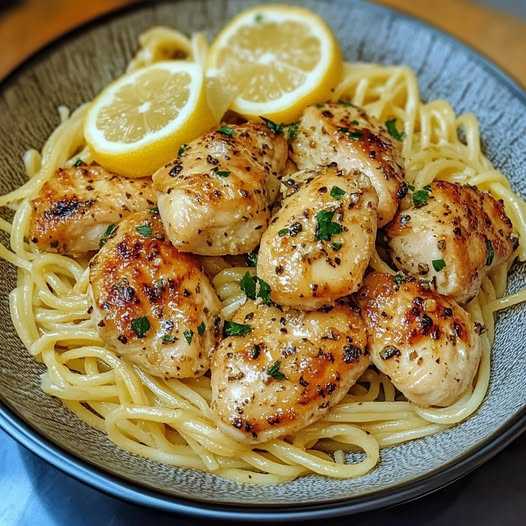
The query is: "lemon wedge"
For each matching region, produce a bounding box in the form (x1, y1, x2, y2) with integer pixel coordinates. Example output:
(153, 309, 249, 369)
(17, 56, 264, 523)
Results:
(208, 4, 343, 123)
(85, 61, 215, 177)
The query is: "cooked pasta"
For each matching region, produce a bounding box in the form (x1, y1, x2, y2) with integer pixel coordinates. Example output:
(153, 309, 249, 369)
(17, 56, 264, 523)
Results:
(0, 25, 524, 486)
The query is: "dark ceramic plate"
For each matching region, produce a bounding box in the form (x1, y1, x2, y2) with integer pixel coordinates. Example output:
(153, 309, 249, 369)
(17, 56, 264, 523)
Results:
(0, 0, 525, 521)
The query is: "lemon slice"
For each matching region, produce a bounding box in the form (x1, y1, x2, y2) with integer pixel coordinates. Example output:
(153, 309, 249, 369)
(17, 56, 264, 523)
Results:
(208, 5, 343, 123)
(85, 61, 215, 177)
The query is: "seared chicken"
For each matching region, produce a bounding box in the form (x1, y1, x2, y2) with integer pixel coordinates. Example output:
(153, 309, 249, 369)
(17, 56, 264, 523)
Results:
(290, 102, 406, 226)
(386, 181, 517, 303)
(153, 123, 288, 255)
(29, 162, 156, 256)
(211, 299, 369, 443)
(258, 165, 378, 310)
(89, 210, 222, 378)
(357, 272, 481, 407)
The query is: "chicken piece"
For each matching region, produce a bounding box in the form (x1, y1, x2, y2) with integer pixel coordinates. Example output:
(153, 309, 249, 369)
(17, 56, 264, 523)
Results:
(89, 210, 222, 378)
(153, 123, 288, 255)
(257, 165, 378, 310)
(290, 102, 406, 226)
(357, 272, 481, 407)
(386, 181, 517, 303)
(211, 299, 369, 443)
(29, 162, 156, 256)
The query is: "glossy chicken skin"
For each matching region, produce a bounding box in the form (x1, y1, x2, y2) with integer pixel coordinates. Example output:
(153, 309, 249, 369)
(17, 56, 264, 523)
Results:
(89, 210, 222, 378)
(258, 165, 378, 310)
(357, 272, 481, 407)
(153, 123, 288, 255)
(290, 102, 406, 226)
(29, 162, 156, 256)
(386, 181, 517, 303)
(211, 299, 369, 443)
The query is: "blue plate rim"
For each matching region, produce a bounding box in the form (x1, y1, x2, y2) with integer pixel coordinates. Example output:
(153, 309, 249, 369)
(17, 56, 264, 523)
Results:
(0, 0, 525, 520)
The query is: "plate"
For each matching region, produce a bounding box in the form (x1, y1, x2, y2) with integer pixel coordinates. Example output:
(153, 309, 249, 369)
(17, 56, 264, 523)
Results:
(0, 0, 525, 520)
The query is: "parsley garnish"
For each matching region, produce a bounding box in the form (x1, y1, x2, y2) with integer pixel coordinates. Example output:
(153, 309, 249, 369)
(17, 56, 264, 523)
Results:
(315, 210, 343, 241)
(338, 99, 354, 107)
(73, 158, 84, 167)
(286, 122, 299, 140)
(136, 224, 153, 237)
(393, 273, 406, 286)
(149, 206, 159, 215)
(432, 259, 446, 272)
(331, 242, 343, 251)
(385, 118, 406, 141)
(413, 188, 430, 208)
(261, 116, 283, 135)
(254, 13, 263, 22)
(214, 169, 230, 177)
(217, 126, 235, 136)
(184, 329, 194, 344)
(278, 222, 302, 237)
(338, 127, 362, 140)
(178, 143, 187, 157)
(245, 251, 258, 267)
(278, 228, 289, 237)
(131, 316, 150, 338)
(162, 334, 176, 344)
(239, 272, 272, 304)
(485, 239, 495, 266)
(330, 186, 346, 200)
(197, 322, 206, 335)
(267, 360, 286, 380)
(224, 321, 252, 337)
(99, 224, 118, 247)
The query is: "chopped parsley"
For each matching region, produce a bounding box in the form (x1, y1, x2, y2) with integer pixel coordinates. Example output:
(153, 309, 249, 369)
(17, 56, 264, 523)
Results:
(267, 360, 286, 380)
(217, 126, 235, 136)
(278, 228, 289, 237)
(99, 223, 118, 247)
(149, 206, 159, 215)
(330, 186, 346, 200)
(385, 118, 406, 141)
(261, 116, 283, 135)
(73, 158, 84, 167)
(278, 222, 302, 237)
(178, 143, 187, 157)
(254, 13, 263, 22)
(432, 259, 446, 272)
(338, 127, 362, 140)
(485, 239, 495, 266)
(239, 272, 272, 304)
(338, 99, 354, 107)
(162, 334, 177, 344)
(183, 329, 194, 345)
(224, 321, 252, 337)
(286, 122, 299, 140)
(197, 322, 206, 335)
(315, 209, 343, 241)
(413, 187, 430, 208)
(131, 316, 150, 338)
(214, 169, 230, 177)
(393, 273, 406, 286)
(250, 344, 261, 359)
(245, 251, 258, 267)
(136, 224, 153, 237)
(331, 241, 343, 251)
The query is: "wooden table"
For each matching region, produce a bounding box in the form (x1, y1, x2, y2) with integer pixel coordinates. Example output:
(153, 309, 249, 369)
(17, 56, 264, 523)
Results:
(0, 0, 525, 86)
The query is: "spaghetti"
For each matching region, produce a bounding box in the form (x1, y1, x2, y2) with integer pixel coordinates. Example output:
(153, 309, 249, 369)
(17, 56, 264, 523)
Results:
(0, 28, 525, 485)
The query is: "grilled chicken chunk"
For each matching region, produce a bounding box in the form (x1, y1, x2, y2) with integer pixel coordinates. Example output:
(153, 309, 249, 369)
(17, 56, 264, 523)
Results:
(357, 272, 481, 407)
(89, 210, 222, 378)
(153, 123, 288, 256)
(29, 162, 156, 256)
(290, 102, 406, 226)
(258, 165, 378, 310)
(386, 181, 517, 303)
(211, 299, 369, 443)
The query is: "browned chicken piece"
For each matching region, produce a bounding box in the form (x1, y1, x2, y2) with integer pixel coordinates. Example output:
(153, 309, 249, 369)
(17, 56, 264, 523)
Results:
(89, 210, 222, 379)
(258, 165, 378, 310)
(386, 181, 517, 303)
(211, 299, 369, 444)
(357, 272, 481, 407)
(290, 102, 406, 226)
(153, 123, 288, 255)
(29, 162, 156, 256)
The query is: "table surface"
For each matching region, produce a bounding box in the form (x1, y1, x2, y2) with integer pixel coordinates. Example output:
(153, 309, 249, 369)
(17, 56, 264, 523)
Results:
(1, 1, 526, 525)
